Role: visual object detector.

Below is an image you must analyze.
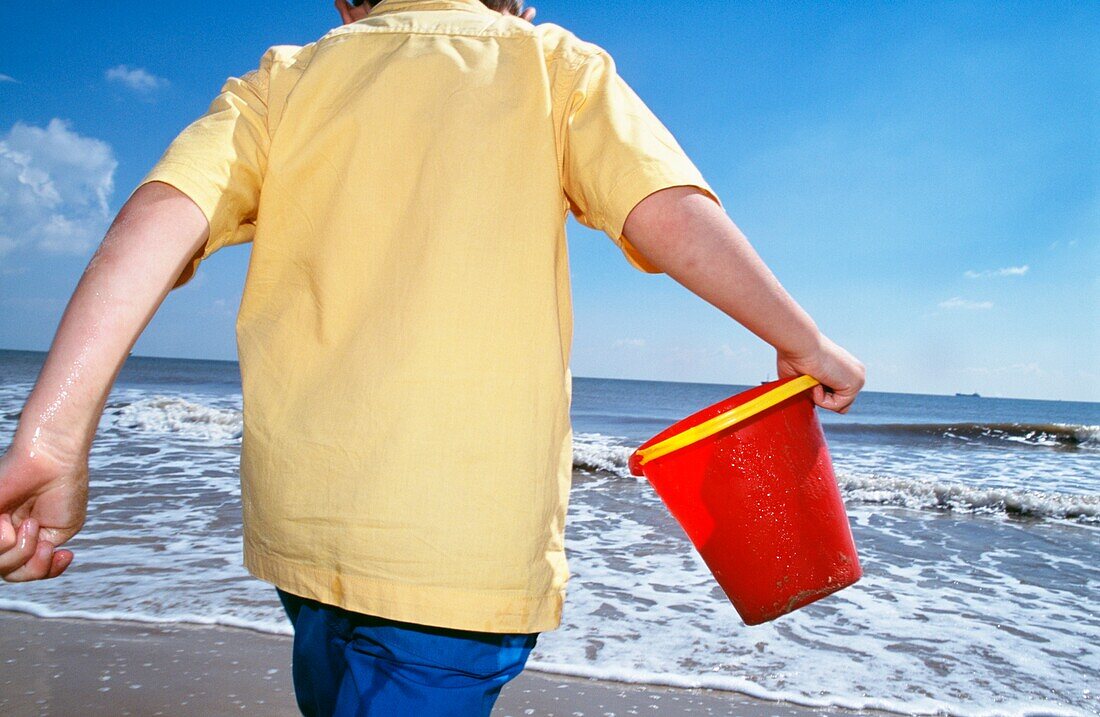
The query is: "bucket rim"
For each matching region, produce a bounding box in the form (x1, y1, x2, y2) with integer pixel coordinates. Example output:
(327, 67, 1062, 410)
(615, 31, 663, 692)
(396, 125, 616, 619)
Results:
(630, 375, 820, 470)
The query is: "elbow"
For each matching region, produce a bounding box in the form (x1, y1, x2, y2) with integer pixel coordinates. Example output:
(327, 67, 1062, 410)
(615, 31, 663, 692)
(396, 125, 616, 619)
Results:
(622, 186, 713, 272)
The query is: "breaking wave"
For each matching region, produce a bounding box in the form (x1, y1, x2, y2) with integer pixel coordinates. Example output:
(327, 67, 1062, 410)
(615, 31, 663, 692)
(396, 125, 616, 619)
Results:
(835, 472, 1099, 523)
(827, 421, 1099, 451)
(105, 395, 242, 444)
(571, 432, 1100, 524)
(95, 397, 1098, 525)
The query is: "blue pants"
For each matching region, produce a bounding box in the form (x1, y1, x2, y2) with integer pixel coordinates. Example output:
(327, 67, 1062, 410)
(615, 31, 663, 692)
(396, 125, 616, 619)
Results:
(276, 587, 538, 716)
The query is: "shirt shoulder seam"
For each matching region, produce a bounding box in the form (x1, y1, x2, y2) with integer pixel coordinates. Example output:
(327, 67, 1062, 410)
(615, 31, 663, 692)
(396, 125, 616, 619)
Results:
(318, 22, 536, 43)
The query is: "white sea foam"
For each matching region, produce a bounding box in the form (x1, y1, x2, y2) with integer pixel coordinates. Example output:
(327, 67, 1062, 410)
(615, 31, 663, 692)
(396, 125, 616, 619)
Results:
(69, 394, 1100, 526)
(569, 432, 1100, 524)
(1, 588, 1089, 717)
(829, 421, 1100, 451)
(107, 395, 242, 444)
(3, 380, 1097, 715)
(0, 598, 292, 637)
(1073, 423, 1100, 448)
(950, 422, 1099, 451)
(529, 482, 1100, 717)
(524, 661, 1091, 717)
(837, 472, 1100, 523)
(571, 431, 631, 474)
(3, 493, 1095, 717)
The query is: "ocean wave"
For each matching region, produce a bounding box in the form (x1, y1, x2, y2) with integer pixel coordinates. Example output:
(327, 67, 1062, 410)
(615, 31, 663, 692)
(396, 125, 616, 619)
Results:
(836, 473, 1099, 523)
(572, 431, 632, 474)
(570, 433, 1100, 524)
(828, 421, 1099, 451)
(90, 397, 1099, 525)
(106, 396, 242, 444)
(92, 394, 1099, 454)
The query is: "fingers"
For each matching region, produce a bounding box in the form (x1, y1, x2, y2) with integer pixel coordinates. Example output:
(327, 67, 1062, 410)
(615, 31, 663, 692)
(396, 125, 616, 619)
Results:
(47, 549, 74, 579)
(0, 515, 72, 582)
(813, 385, 857, 414)
(0, 514, 39, 575)
(521, 6, 537, 21)
(812, 384, 825, 405)
(0, 513, 11, 551)
(5, 539, 57, 582)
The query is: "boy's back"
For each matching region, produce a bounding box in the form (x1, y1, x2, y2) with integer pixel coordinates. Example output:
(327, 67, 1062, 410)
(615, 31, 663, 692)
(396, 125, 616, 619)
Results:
(1, 4, 865, 714)
(137, 0, 719, 633)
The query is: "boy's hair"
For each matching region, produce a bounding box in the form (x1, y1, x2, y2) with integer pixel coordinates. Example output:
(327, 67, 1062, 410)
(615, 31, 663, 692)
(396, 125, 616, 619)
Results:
(482, 0, 525, 12)
(353, 0, 525, 11)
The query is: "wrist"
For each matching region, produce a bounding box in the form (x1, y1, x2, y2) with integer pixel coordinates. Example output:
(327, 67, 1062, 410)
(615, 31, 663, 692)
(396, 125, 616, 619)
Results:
(776, 320, 824, 361)
(11, 419, 90, 471)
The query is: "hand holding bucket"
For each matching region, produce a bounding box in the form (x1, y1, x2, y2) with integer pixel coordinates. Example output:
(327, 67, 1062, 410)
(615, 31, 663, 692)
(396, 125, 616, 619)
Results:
(628, 375, 862, 625)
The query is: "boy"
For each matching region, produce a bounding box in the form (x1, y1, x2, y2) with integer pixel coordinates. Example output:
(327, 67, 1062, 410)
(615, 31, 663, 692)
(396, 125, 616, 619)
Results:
(0, 0, 864, 714)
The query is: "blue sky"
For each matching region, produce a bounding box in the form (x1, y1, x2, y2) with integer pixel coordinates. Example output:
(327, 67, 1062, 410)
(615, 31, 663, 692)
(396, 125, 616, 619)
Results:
(0, 1, 1096, 401)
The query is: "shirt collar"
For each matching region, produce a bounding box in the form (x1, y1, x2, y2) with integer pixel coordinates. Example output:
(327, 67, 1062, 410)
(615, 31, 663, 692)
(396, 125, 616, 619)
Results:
(367, 0, 497, 17)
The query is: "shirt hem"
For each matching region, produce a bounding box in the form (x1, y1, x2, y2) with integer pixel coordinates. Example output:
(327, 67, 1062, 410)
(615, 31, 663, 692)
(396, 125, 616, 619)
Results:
(243, 545, 565, 635)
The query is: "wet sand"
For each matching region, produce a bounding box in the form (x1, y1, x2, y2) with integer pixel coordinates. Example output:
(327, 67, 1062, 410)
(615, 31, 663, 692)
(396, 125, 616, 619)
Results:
(0, 609, 892, 716)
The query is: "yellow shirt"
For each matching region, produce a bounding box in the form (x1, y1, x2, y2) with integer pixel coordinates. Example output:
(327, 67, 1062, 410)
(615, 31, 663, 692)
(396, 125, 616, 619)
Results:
(133, 0, 719, 633)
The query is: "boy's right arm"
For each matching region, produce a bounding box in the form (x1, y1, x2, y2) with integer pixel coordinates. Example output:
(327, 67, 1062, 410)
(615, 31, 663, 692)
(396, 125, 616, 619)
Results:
(554, 47, 863, 409)
(622, 186, 865, 413)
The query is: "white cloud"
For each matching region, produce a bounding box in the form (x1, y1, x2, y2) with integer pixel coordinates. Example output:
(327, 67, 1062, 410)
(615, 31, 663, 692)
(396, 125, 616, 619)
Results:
(964, 265, 1029, 279)
(612, 338, 646, 349)
(719, 343, 747, 359)
(105, 65, 168, 92)
(0, 74, 16, 83)
(197, 297, 235, 319)
(666, 342, 749, 370)
(0, 119, 117, 256)
(938, 297, 993, 310)
(961, 362, 1045, 377)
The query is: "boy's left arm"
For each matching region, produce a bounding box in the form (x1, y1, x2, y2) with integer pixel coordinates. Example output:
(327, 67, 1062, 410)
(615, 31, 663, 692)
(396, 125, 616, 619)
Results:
(0, 44, 273, 582)
(0, 181, 209, 582)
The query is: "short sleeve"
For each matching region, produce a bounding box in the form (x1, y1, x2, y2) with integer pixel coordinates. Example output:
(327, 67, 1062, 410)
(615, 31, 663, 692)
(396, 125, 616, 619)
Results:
(130, 54, 272, 290)
(561, 50, 722, 274)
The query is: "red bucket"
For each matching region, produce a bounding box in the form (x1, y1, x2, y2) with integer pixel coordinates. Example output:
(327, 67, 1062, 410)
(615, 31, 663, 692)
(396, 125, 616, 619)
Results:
(628, 375, 862, 625)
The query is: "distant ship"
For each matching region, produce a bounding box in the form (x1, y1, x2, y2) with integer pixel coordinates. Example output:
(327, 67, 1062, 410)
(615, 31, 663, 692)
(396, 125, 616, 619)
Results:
(955, 392, 981, 398)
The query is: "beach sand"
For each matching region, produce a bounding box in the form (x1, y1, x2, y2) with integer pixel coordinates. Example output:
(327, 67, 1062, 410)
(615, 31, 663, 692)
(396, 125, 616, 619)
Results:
(0, 609, 891, 716)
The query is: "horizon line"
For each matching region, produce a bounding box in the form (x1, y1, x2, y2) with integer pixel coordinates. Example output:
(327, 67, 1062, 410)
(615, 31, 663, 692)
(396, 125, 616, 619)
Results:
(0, 346, 1094, 405)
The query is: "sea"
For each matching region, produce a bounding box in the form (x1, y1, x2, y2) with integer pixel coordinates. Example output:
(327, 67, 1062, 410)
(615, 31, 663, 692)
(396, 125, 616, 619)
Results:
(0, 348, 1096, 716)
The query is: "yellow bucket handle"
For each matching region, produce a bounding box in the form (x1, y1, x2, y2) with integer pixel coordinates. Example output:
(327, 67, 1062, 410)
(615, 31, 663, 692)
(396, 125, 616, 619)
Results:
(633, 375, 820, 468)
